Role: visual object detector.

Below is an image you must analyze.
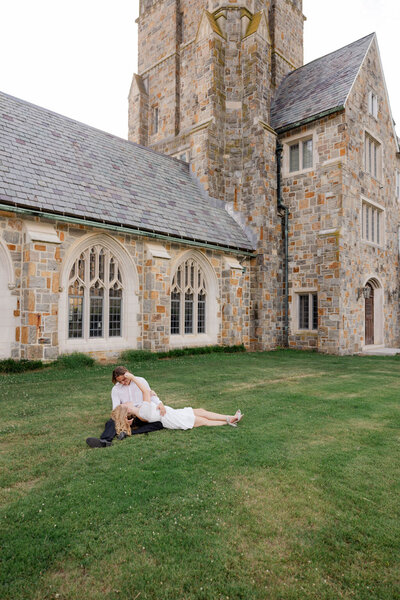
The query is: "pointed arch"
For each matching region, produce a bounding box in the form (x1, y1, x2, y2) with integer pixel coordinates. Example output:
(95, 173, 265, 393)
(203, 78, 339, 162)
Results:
(59, 233, 139, 354)
(170, 250, 219, 347)
(363, 275, 384, 347)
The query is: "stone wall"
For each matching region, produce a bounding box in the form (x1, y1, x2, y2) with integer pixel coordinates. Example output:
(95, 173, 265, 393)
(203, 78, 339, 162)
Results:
(0, 210, 251, 360)
(280, 37, 400, 354)
(340, 37, 400, 352)
(280, 113, 347, 352)
(129, 1, 305, 351)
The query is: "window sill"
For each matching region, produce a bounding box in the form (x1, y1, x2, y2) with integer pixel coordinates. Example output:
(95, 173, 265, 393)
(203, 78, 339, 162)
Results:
(61, 337, 131, 352)
(284, 167, 314, 178)
(361, 240, 384, 249)
(170, 333, 216, 348)
(363, 170, 382, 185)
(293, 329, 318, 335)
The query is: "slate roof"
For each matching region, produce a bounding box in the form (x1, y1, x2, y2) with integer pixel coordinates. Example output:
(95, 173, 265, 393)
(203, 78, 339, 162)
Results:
(271, 33, 375, 132)
(0, 91, 253, 251)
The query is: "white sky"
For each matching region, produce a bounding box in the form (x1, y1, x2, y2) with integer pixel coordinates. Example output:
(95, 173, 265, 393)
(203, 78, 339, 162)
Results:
(1, 0, 399, 139)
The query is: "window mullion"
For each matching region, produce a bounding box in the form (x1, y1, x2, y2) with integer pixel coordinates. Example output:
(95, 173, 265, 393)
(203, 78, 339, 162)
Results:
(104, 253, 110, 339)
(84, 250, 90, 340)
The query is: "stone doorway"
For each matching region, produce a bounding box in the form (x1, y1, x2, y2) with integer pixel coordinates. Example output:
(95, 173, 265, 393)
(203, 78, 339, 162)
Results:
(364, 278, 383, 347)
(365, 283, 374, 345)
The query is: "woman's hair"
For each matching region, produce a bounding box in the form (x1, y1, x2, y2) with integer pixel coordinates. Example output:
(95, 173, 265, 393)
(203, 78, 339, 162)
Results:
(112, 366, 128, 384)
(111, 404, 133, 436)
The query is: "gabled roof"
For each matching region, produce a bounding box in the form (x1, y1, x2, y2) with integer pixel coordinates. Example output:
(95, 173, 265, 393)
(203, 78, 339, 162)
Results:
(271, 33, 375, 132)
(0, 91, 253, 252)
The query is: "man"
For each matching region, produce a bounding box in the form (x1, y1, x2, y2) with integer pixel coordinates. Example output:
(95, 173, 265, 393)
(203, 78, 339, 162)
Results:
(86, 366, 164, 448)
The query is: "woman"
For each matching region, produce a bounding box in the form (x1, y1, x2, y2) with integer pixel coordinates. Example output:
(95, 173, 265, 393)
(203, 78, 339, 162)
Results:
(111, 371, 243, 436)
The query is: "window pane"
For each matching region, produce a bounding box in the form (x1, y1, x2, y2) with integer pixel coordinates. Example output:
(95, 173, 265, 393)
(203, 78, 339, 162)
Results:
(68, 296, 83, 338)
(90, 287, 104, 337)
(289, 143, 299, 172)
(109, 288, 122, 337)
(371, 208, 375, 242)
(171, 291, 180, 334)
(302, 139, 313, 169)
(299, 294, 309, 329)
(198, 293, 206, 334)
(184, 292, 193, 334)
(312, 294, 318, 330)
(376, 211, 380, 244)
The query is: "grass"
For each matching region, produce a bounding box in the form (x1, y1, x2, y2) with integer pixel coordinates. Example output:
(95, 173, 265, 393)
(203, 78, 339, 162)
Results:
(0, 350, 399, 600)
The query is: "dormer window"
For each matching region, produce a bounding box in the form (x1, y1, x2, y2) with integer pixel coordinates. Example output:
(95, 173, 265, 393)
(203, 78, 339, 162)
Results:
(368, 91, 378, 119)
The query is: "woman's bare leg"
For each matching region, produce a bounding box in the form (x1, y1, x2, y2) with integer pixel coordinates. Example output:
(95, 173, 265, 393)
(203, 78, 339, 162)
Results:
(193, 416, 228, 427)
(193, 408, 236, 423)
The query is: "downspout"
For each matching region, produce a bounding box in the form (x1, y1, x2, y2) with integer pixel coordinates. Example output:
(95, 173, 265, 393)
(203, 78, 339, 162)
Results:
(276, 140, 289, 347)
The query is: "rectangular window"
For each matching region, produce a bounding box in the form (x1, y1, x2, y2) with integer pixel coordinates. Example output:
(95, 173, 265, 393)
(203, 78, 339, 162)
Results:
(364, 133, 381, 179)
(184, 292, 193, 334)
(362, 199, 384, 245)
(171, 291, 180, 334)
(368, 91, 378, 118)
(197, 292, 206, 334)
(90, 292, 104, 337)
(289, 143, 299, 172)
(109, 291, 122, 337)
(288, 138, 313, 173)
(68, 296, 83, 338)
(153, 107, 159, 134)
(298, 293, 318, 330)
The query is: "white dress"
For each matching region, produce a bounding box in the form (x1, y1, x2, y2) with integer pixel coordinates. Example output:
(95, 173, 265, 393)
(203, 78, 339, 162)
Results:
(138, 402, 195, 430)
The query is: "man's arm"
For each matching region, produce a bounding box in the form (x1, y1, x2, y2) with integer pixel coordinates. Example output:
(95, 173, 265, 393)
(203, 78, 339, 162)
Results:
(124, 372, 151, 403)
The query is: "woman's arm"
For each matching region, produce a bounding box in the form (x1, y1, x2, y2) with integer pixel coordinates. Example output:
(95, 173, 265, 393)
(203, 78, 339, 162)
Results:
(124, 372, 151, 403)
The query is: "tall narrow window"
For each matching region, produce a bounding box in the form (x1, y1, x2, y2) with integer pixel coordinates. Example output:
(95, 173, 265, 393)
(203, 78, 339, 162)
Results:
(153, 106, 159, 134)
(298, 293, 318, 330)
(364, 133, 381, 179)
(171, 258, 207, 336)
(68, 245, 124, 340)
(361, 199, 384, 245)
(368, 91, 378, 118)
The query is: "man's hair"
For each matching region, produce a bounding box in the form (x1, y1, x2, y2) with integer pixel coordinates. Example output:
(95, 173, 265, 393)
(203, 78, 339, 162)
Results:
(112, 366, 128, 384)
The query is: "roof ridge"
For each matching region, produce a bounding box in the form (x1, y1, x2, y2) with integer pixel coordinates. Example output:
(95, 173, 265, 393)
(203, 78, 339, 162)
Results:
(295, 32, 375, 76)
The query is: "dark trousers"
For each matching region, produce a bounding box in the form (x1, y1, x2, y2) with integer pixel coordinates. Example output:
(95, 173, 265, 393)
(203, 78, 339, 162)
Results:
(100, 418, 164, 442)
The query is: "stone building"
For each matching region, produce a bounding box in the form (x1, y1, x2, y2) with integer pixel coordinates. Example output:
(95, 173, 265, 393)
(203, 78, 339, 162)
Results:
(0, 0, 399, 360)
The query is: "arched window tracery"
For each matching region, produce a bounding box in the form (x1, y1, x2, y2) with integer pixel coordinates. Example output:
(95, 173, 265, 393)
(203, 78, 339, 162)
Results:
(171, 258, 207, 336)
(68, 244, 123, 340)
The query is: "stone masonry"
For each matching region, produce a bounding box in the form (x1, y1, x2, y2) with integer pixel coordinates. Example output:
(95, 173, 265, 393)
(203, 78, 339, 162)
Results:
(0, 210, 251, 360)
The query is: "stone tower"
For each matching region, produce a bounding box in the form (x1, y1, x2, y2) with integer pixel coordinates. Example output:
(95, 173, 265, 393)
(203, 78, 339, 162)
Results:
(129, 0, 305, 348)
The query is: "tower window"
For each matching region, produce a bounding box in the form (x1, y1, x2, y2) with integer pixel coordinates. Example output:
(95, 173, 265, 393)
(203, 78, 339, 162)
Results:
(361, 198, 384, 246)
(364, 133, 381, 179)
(153, 107, 159, 134)
(368, 91, 378, 118)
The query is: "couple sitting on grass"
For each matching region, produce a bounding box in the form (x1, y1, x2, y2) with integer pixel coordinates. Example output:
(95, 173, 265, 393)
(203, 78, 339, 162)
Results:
(86, 366, 243, 448)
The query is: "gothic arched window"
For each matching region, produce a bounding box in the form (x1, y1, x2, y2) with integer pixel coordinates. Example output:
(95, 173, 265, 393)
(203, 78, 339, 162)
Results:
(68, 245, 123, 339)
(171, 258, 207, 336)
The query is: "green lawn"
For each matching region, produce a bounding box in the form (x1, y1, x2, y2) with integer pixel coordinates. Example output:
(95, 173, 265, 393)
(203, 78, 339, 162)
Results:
(1, 350, 399, 600)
